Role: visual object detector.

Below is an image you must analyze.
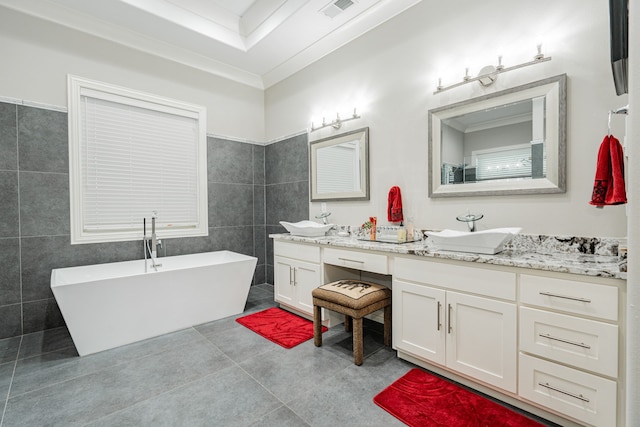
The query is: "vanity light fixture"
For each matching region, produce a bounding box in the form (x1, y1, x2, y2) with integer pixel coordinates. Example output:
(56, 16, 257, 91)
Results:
(434, 44, 552, 94)
(310, 108, 361, 132)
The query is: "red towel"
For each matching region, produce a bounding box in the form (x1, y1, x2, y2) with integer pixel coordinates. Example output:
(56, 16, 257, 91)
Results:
(387, 186, 404, 222)
(590, 135, 627, 206)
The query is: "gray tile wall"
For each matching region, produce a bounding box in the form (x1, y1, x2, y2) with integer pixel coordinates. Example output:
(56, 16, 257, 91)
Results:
(264, 133, 310, 285)
(0, 101, 271, 339)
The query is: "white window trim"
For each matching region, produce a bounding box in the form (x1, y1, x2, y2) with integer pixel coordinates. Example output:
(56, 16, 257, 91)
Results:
(67, 75, 208, 244)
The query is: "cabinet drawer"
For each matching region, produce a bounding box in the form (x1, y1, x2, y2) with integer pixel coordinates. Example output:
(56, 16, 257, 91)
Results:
(520, 274, 618, 321)
(274, 241, 320, 263)
(395, 256, 516, 300)
(520, 307, 618, 378)
(519, 353, 617, 427)
(323, 248, 389, 274)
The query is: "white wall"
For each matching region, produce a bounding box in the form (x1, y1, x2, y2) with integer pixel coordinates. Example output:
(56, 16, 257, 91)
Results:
(265, 0, 628, 237)
(0, 7, 264, 142)
(463, 122, 532, 158)
(440, 126, 463, 166)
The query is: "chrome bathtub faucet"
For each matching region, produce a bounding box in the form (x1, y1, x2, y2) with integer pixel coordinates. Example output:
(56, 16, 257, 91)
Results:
(143, 213, 163, 272)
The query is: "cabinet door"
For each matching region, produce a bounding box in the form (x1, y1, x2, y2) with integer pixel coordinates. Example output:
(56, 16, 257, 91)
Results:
(292, 260, 321, 315)
(446, 292, 517, 392)
(274, 257, 295, 306)
(393, 279, 446, 365)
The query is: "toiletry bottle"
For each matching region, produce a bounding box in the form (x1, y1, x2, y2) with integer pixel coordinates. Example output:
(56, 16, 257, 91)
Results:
(397, 224, 407, 243)
(369, 216, 377, 240)
(406, 217, 414, 241)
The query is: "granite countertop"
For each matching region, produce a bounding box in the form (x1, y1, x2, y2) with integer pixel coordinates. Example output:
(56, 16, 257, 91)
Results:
(270, 233, 626, 280)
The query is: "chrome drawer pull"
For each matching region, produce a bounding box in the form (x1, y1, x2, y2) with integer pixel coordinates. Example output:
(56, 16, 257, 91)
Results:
(539, 292, 592, 303)
(447, 304, 452, 334)
(539, 333, 591, 349)
(337, 257, 365, 263)
(437, 301, 442, 331)
(538, 382, 590, 402)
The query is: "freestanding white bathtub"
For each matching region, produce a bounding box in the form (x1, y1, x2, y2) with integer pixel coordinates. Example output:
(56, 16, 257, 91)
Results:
(51, 251, 257, 356)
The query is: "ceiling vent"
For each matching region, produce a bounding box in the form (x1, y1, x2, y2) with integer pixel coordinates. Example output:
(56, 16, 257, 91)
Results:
(321, 0, 355, 19)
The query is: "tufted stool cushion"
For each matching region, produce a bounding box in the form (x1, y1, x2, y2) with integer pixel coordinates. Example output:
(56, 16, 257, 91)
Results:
(312, 280, 391, 365)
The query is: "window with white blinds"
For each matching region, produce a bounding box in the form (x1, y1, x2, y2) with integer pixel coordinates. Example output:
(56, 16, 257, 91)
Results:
(473, 144, 541, 181)
(68, 76, 208, 244)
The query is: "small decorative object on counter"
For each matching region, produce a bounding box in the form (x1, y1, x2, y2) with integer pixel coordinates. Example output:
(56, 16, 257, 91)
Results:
(362, 216, 377, 240)
(397, 224, 407, 243)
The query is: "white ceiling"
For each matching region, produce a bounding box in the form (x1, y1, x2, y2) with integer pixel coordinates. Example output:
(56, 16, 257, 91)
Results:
(0, 0, 422, 89)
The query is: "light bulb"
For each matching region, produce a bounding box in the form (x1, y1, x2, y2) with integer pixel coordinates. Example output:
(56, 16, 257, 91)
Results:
(534, 42, 544, 60)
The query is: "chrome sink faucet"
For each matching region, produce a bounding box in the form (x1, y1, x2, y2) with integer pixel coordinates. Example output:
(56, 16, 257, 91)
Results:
(456, 210, 484, 232)
(315, 211, 331, 225)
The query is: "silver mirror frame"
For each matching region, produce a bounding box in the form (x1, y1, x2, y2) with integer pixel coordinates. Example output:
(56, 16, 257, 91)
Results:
(428, 74, 567, 198)
(310, 127, 370, 202)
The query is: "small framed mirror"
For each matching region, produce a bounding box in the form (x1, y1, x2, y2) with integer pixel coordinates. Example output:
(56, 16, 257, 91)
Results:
(310, 127, 369, 201)
(429, 74, 566, 197)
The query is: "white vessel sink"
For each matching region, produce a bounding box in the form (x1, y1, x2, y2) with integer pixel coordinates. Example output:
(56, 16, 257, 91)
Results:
(280, 220, 334, 237)
(426, 227, 522, 254)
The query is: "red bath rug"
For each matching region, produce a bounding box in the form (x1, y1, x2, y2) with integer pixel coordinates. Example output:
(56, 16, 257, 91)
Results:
(236, 307, 327, 349)
(374, 368, 545, 427)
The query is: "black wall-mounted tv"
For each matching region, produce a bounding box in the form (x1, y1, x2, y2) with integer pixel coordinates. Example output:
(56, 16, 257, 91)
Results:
(609, 0, 628, 95)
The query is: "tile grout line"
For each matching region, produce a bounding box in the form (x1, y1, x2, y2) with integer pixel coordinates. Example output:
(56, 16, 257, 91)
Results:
(251, 144, 258, 285)
(9, 347, 79, 390)
(81, 333, 240, 426)
(81, 366, 239, 427)
(197, 336, 299, 427)
(87, 375, 222, 425)
(9, 295, 387, 426)
(15, 336, 211, 420)
(15, 105, 23, 338)
(8, 329, 206, 400)
(191, 312, 297, 424)
(199, 310, 348, 427)
(0, 336, 23, 427)
(14, 170, 68, 176)
(209, 341, 294, 425)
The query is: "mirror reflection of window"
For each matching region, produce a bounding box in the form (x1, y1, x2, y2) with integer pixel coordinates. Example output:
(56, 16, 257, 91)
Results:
(440, 97, 547, 185)
(473, 144, 533, 181)
(310, 127, 369, 201)
(316, 140, 361, 194)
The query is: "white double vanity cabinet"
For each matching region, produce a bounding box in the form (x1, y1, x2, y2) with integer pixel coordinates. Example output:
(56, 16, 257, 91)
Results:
(271, 235, 626, 427)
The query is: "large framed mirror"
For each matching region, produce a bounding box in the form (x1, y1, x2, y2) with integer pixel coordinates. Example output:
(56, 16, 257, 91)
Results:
(429, 74, 566, 197)
(310, 127, 369, 201)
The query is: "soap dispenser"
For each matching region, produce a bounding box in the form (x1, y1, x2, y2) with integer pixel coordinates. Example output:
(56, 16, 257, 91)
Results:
(397, 223, 407, 243)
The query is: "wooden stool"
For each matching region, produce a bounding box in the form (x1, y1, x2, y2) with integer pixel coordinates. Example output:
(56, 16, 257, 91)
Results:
(312, 280, 391, 365)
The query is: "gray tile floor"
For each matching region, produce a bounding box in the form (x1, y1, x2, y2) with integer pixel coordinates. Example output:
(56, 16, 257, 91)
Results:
(0, 284, 557, 427)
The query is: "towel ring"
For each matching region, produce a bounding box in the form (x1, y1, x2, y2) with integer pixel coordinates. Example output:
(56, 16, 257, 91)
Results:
(607, 105, 629, 137)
